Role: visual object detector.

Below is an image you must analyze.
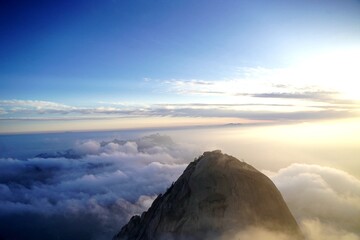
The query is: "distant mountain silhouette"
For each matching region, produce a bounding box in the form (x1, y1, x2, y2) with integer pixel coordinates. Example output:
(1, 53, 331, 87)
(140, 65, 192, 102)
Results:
(35, 150, 82, 159)
(114, 150, 303, 240)
(35, 134, 177, 160)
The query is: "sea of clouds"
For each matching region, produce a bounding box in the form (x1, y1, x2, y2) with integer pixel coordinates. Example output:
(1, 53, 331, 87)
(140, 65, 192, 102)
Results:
(0, 134, 359, 240)
(0, 134, 199, 239)
(265, 163, 360, 240)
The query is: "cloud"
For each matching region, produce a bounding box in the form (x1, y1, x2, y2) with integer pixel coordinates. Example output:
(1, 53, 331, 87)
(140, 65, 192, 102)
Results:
(2, 59, 360, 128)
(1, 134, 360, 239)
(249, 91, 337, 100)
(74, 140, 101, 155)
(266, 163, 360, 236)
(0, 99, 75, 111)
(164, 79, 215, 86)
(219, 163, 360, 240)
(162, 65, 360, 108)
(219, 224, 360, 240)
(0, 134, 199, 240)
(301, 219, 360, 240)
(149, 106, 353, 121)
(1, 98, 358, 126)
(220, 227, 294, 240)
(0, 99, 145, 117)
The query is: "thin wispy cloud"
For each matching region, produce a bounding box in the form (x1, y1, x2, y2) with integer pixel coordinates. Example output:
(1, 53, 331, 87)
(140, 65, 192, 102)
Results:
(1, 61, 359, 131)
(163, 79, 215, 86)
(0, 100, 75, 110)
(162, 64, 360, 105)
(0, 99, 358, 124)
(249, 91, 336, 100)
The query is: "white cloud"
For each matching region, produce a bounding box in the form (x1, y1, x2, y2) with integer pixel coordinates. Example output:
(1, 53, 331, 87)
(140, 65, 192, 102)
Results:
(301, 219, 360, 240)
(0, 99, 75, 110)
(219, 163, 360, 240)
(0, 98, 358, 126)
(267, 163, 360, 236)
(75, 140, 101, 155)
(0, 134, 198, 239)
(219, 223, 360, 240)
(1, 134, 360, 239)
(162, 57, 360, 109)
(220, 227, 293, 240)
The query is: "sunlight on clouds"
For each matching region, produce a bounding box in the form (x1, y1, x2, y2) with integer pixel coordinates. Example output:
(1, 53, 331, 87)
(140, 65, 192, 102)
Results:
(1, 49, 359, 134)
(165, 47, 360, 107)
(267, 163, 360, 238)
(301, 219, 360, 240)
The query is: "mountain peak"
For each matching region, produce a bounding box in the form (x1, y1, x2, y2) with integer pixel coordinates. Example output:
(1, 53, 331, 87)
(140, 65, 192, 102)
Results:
(193, 150, 257, 172)
(114, 151, 303, 240)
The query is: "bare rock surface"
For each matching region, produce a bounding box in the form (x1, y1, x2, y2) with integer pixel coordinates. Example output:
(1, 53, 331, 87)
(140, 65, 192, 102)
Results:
(114, 150, 302, 240)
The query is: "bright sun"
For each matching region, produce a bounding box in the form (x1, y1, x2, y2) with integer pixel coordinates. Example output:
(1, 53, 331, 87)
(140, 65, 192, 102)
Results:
(296, 48, 360, 100)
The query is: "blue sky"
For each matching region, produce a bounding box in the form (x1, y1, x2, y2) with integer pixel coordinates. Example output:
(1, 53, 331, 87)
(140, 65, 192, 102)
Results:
(0, 0, 360, 133)
(1, 3, 360, 237)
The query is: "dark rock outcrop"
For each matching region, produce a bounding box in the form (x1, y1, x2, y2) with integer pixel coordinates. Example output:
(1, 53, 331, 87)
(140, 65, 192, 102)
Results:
(114, 150, 302, 240)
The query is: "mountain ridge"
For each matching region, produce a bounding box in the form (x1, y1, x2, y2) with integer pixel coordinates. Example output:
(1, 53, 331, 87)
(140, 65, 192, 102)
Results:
(114, 150, 303, 240)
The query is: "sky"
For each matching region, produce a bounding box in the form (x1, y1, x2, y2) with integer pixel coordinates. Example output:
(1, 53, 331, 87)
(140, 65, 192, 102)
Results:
(1, 0, 360, 133)
(1, 1, 360, 239)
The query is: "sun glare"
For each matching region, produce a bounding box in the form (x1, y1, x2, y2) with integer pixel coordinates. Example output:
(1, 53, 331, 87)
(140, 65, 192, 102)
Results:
(296, 49, 360, 100)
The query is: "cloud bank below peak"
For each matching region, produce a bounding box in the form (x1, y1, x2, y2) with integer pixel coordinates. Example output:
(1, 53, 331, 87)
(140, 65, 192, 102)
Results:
(0, 133, 359, 239)
(266, 163, 360, 238)
(0, 134, 198, 240)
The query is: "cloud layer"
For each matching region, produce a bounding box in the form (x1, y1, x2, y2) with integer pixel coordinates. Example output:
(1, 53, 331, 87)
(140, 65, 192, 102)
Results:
(1, 99, 357, 125)
(2, 62, 360, 126)
(0, 134, 198, 240)
(266, 163, 360, 239)
(0, 134, 359, 239)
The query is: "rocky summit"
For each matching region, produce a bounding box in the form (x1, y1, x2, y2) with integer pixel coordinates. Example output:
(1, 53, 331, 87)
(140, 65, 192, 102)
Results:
(113, 150, 303, 240)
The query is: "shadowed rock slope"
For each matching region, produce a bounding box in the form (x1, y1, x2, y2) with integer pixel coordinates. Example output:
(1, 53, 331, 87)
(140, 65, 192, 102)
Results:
(114, 150, 303, 240)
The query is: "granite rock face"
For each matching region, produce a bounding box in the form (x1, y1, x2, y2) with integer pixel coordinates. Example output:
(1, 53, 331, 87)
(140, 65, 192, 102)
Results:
(114, 150, 302, 240)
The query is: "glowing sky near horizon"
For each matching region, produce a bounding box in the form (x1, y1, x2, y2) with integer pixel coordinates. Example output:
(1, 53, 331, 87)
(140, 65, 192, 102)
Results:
(0, 0, 360, 133)
(1, 2, 360, 239)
